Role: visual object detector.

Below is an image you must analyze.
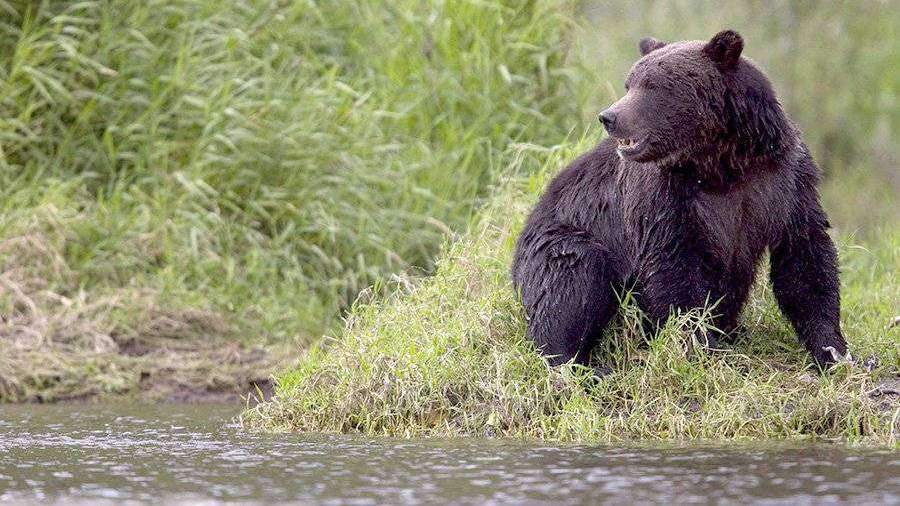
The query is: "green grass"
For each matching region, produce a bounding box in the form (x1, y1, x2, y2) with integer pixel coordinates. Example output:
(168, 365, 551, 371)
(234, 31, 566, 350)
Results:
(243, 139, 899, 444)
(0, 0, 896, 413)
(0, 0, 582, 400)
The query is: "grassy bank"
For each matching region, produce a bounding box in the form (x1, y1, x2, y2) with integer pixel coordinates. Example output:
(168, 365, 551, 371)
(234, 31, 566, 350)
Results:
(1, 0, 896, 409)
(0, 0, 582, 401)
(243, 139, 899, 444)
(243, 0, 898, 442)
(244, 0, 900, 445)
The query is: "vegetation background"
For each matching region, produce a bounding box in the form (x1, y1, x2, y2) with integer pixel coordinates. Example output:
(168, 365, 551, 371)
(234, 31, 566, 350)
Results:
(0, 0, 896, 441)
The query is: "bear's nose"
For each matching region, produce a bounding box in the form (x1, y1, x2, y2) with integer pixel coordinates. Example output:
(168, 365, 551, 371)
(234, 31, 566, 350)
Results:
(598, 109, 617, 132)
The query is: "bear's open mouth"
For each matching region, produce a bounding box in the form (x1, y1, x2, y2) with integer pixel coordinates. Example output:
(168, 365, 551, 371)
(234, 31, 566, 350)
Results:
(615, 136, 645, 157)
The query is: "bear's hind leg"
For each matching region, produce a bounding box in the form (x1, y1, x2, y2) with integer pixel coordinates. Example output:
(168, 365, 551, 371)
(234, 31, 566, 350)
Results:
(512, 230, 619, 367)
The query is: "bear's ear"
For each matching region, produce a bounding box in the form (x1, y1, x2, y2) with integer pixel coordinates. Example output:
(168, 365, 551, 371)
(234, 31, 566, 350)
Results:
(638, 37, 666, 56)
(703, 30, 743, 70)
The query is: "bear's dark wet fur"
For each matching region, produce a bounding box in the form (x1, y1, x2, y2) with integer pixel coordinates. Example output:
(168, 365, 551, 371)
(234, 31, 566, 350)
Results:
(512, 30, 848, 369)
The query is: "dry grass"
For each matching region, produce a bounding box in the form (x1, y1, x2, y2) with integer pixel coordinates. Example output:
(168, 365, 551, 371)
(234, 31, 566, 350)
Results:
(0, 223, 275, 402)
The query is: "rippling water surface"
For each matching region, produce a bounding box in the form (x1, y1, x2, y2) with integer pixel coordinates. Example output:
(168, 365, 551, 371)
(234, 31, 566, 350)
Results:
(0, 402, 897, 504)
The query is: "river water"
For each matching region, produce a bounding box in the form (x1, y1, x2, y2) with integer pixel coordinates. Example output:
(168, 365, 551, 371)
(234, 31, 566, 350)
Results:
(0, 402, 897, 504)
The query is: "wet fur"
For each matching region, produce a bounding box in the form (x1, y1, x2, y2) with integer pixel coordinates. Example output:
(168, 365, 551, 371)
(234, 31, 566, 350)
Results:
(511, 31, 847, 368)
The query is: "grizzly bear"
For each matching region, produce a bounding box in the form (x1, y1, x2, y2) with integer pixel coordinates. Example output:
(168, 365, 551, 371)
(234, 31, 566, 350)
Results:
(511, 30, 848, 370)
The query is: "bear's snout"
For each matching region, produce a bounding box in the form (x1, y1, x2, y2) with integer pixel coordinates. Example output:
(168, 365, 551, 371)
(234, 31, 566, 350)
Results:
(598, 99, 634, 141)
(600, 100, 645, 158)
(598, 109, 618, 133)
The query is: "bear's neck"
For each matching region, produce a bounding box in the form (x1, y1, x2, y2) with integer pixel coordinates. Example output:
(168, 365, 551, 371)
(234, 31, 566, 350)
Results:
(667, 141, 786, 192)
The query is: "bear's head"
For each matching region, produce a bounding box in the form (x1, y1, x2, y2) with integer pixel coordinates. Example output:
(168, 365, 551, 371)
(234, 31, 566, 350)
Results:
(599, 30, 789, 166)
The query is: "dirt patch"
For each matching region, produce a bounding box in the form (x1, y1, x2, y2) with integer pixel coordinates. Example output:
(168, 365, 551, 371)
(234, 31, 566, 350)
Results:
(0, 321, 285, 404)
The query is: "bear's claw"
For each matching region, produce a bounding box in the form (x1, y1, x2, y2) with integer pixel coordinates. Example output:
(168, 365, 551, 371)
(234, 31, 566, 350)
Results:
(822, 346, 852, 364)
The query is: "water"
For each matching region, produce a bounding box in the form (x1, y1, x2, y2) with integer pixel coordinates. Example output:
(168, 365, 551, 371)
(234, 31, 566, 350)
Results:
(0, 403, 897, 505)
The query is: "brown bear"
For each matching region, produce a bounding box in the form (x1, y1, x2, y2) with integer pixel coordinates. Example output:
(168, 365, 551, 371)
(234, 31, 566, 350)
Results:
(511, 30, 848, 370)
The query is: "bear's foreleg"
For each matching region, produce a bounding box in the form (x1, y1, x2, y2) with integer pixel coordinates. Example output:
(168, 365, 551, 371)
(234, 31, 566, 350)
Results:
(769, 203, 848, 368)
